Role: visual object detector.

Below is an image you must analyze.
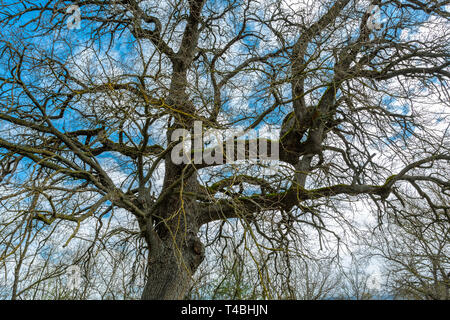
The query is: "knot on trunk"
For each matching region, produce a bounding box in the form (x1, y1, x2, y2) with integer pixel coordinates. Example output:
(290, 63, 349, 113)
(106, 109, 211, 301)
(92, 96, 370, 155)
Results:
(189, 237, 205, 269)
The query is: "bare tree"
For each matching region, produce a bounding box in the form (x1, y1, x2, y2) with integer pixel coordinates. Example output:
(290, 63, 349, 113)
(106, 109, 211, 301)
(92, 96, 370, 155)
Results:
(187, 228, 341, 300)
(335, 254, 378, 300)
(369, 187, 449, 300)
(0, 0, 449, 299)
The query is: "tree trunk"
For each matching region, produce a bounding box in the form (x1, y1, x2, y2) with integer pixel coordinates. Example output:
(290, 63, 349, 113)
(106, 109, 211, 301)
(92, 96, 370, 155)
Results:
(140, 153, 205, 300)
(141, 233, 204, 300)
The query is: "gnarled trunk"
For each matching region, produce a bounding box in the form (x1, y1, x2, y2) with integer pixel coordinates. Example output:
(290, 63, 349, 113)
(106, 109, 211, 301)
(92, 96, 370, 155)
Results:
(141, 232, 204, 300)
(141, 162, 205, 300)
(139, 131, 207, 299)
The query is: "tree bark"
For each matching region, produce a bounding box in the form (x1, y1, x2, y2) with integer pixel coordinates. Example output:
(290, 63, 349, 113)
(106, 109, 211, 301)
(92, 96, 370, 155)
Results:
(141, 160, 205, 300)
(141, 232, 205, 300)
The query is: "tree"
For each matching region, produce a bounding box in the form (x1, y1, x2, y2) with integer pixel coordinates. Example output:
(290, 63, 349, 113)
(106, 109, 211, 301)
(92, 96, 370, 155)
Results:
(369, 187, 449, 300)
(0, 0, 448, 299)
(336, 254, 379, 300)
(187, 229, 341, 300)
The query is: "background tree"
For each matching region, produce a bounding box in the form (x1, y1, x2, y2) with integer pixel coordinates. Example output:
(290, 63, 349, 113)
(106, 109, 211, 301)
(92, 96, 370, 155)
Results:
(335, 254, 380, 300)
(0, 0, 449, 299)
(368, 187, 449, 300)
(187, 227, 342, 300)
